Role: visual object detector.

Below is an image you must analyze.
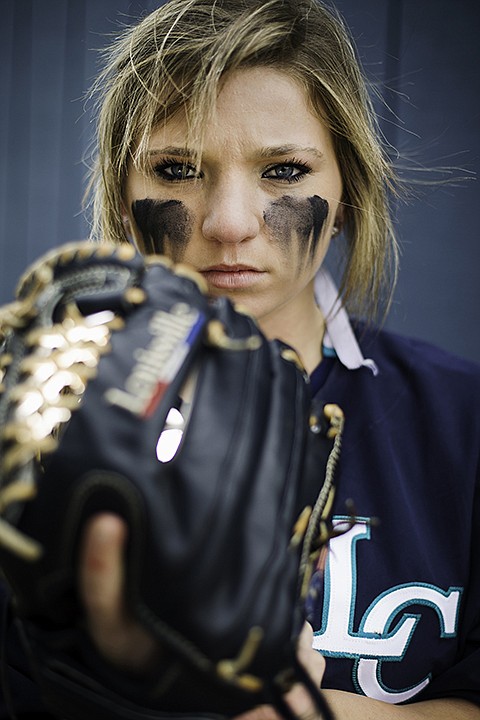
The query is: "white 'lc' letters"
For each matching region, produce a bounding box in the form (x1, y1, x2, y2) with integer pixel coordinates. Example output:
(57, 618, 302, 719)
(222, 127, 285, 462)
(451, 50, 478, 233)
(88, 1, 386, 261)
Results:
(312, 519, 462, 703)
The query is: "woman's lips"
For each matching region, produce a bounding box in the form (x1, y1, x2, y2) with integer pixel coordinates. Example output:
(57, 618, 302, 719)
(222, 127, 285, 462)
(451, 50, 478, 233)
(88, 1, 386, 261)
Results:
(200, 265, 266, 290)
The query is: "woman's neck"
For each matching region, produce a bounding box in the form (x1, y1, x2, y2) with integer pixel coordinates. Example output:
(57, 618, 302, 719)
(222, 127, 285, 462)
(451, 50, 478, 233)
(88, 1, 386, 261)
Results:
(259, 302, 325, 375)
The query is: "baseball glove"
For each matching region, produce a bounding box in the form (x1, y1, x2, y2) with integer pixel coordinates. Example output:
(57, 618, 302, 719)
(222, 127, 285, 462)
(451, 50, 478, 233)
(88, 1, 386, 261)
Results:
(0, 241, 343, 720)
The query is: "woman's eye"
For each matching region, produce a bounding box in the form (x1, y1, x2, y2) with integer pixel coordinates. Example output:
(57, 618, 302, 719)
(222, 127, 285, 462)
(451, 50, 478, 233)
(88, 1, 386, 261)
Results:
(153, 162, 198, 181)
(262, 163, 310, 183)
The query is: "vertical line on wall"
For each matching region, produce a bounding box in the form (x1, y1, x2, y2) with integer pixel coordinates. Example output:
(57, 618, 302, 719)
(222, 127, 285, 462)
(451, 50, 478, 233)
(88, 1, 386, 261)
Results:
(4, 0, 33, 300)
(0, 1, 15, 303)
(57, 0, 89, 246)
(29, 1, 68, 266)
(382, 0, 404, 156)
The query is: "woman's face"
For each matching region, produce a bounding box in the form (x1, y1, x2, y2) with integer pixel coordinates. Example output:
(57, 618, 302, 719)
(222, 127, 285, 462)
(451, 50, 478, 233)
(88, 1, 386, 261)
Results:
(123, 67, 343, 338)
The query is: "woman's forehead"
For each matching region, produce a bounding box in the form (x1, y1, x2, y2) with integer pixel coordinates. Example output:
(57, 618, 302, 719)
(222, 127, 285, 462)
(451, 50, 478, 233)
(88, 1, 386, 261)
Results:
(145, 67, 335, 160)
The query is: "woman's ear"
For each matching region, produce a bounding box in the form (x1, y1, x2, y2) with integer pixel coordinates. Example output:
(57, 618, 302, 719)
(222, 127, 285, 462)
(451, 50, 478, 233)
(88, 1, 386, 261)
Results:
(120, 203, 132, 235)
(332, 202, 345, 236)
(120, 203, 144, 253)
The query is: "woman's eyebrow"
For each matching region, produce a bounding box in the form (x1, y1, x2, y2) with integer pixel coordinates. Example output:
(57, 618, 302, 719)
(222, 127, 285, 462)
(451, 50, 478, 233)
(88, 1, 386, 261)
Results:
(257, 145, 325, 160)
(148, 146, 195, 158)
(148, 145, 325, 160)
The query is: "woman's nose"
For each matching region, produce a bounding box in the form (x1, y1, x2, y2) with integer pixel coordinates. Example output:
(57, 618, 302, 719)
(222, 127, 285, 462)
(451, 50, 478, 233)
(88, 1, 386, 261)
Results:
(201, 180, 261, 245)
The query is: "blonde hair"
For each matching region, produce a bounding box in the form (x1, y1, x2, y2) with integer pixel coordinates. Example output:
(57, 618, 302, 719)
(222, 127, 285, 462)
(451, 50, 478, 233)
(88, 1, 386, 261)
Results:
(87, 0, 399, 319)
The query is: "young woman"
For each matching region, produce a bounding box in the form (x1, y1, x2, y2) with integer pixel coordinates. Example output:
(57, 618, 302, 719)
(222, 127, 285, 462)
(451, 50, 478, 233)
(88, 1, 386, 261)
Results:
(3, 1, 480, 718)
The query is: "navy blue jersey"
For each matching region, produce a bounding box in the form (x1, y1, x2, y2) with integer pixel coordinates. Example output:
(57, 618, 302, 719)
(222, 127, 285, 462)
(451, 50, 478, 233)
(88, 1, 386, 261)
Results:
(306, 323, 480, 706)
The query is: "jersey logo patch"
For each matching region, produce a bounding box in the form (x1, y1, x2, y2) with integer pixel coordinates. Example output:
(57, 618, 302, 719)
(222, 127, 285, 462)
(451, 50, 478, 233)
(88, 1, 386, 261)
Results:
(312, 518, 463, 703)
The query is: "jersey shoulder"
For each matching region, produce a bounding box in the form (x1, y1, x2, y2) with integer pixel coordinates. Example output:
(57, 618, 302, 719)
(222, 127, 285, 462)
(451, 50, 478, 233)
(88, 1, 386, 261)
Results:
(357, 323, 480, 399)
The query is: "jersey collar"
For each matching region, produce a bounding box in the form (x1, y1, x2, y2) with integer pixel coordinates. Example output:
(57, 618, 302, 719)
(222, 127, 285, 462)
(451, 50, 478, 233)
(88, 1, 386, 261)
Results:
(314, 269, 379, 376)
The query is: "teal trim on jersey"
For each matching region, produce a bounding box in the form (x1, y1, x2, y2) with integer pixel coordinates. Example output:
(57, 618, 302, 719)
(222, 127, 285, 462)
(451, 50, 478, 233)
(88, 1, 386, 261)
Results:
(322, 345, 337, 358)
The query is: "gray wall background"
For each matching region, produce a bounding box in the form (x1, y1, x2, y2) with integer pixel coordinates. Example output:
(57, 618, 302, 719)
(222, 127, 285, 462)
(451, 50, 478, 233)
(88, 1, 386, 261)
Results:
(1, 0, 479, 363)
